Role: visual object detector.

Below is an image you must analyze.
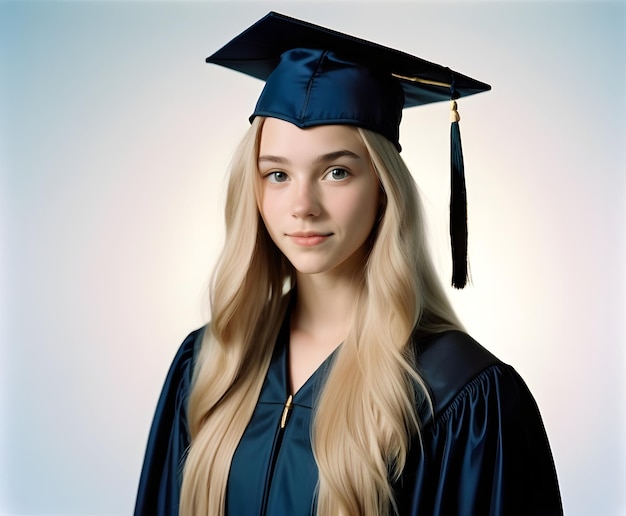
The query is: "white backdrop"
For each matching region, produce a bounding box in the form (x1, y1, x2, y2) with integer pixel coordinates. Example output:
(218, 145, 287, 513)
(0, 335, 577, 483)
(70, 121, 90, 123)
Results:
(1, 1, 624, 515)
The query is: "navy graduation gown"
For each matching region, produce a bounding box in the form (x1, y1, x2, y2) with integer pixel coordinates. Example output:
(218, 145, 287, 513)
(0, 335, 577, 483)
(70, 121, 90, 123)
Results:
(134, 329, 200, 516)
(226, 319, 331, 515)
(135, 323, 562, 515)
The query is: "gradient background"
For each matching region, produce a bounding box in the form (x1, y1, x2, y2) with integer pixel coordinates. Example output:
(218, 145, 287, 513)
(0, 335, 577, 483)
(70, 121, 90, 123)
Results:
(1, 1, 624, 515)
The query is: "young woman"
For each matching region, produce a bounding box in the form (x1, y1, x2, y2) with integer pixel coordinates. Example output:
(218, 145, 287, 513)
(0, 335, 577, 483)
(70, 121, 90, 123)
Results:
(135, 12, 562, 516)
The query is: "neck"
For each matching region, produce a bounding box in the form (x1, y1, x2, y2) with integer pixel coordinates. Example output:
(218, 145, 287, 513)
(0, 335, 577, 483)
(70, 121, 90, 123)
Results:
(292, 268, 362, 338)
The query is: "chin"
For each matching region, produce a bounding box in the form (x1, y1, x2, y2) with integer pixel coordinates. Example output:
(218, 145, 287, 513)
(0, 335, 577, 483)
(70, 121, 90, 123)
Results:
(290, 263, 331, 275)
(284, 257, 332, 275)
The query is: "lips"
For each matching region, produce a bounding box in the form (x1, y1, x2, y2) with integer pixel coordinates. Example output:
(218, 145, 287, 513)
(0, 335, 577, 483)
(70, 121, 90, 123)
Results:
(287, 231, 333, 247)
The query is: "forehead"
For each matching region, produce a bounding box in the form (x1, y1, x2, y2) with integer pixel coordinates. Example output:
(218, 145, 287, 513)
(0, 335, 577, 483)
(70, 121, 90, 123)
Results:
(258, 118, 367, 157)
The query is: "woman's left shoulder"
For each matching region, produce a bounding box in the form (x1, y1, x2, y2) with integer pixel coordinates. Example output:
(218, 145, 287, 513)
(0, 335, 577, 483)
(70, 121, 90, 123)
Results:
(413, 330, 534, 425)
(404, 331, 563, 515)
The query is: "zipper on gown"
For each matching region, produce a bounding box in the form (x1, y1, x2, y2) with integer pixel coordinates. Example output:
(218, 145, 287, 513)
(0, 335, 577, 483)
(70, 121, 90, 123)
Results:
(280, 394, 294, 428)
(260, 394, 295, 515)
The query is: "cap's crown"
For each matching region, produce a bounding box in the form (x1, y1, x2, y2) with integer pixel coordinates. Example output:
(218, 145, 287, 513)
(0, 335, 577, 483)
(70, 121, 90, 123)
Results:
(253, 48, 404, 148)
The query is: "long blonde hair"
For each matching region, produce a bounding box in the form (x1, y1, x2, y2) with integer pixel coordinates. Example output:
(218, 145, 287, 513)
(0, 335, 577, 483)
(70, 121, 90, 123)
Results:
(180, 118, 462, 515)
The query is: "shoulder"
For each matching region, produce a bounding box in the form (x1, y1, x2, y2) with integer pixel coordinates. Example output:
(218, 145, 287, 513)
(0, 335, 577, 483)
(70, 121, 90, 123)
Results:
(134, 325, 207, 515)
(156, 325, 207, 408)
(172, 326, 206, 375)
(156, 326, 206, 396)
(402, 332, 563, 514)
(413, 331, 526, 424)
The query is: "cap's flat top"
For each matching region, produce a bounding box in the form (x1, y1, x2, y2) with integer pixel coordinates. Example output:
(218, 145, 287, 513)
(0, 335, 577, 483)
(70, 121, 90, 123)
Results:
(206, 11, 491, 107)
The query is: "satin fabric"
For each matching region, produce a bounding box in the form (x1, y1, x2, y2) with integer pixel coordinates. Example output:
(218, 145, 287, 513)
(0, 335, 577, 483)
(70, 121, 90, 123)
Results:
(252, 48, 405, 150)
(135, 320, 562, 515)
(206, 12, 492, 149)
(227, 318, 332, 515)
(134, 330, 198, 516)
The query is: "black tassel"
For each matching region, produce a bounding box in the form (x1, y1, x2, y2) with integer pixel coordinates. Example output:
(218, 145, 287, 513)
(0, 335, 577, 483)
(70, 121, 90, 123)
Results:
(450, 100, 468, 288)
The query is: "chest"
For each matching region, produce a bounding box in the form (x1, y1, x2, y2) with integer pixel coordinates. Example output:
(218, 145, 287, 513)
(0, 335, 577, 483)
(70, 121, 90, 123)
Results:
(227, 394, 318, 516)
(225, 321, 337, 516)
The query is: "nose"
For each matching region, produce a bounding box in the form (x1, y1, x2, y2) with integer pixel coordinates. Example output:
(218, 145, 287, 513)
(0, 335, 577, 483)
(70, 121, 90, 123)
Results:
(290, 180, 321, 218)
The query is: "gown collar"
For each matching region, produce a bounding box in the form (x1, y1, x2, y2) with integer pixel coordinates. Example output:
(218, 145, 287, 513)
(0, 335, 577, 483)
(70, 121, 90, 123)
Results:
(259, 307, 339, 409)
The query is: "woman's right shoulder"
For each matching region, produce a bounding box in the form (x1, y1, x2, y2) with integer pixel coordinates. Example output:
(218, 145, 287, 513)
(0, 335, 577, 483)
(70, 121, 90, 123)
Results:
(134, 324, 209, 515)
(169, 324, 208, 383)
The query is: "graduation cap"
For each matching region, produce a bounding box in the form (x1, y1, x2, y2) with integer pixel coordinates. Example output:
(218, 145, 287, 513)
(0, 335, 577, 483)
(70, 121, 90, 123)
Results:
(206, 12, 491, 288)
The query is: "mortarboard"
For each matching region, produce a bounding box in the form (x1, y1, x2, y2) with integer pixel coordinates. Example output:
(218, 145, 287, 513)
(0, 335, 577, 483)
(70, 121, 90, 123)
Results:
(206, 12, 491, 288)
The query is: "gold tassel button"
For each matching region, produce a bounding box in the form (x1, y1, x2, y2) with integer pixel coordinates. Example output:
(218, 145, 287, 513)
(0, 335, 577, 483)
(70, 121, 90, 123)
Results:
(450, 100, 461, 122)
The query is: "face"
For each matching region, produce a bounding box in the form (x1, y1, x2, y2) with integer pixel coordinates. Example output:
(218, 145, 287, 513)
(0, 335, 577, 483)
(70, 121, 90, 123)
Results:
(258, 118, 381, 278)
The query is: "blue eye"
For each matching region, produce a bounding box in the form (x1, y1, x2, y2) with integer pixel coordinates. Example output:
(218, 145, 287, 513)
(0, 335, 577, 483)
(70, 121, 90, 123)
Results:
(325, 168, 350, 181)
(266, 171, 289, 183)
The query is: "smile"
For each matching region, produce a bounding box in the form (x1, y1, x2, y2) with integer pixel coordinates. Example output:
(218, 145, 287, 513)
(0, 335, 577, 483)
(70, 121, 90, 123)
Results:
(287, 232, 333, 247)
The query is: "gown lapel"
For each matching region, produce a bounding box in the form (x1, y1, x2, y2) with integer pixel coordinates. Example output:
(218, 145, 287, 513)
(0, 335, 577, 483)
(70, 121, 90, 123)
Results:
(226, 311, 338, 516)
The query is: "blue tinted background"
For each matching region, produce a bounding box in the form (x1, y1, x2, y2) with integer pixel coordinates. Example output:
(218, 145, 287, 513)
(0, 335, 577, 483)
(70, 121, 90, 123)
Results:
(1, 1, 624, 515)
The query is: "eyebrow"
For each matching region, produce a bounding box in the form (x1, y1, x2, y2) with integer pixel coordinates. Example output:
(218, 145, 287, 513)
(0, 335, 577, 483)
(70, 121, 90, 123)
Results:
(315, 150, 362, 164)
(258, 149, 362, 166)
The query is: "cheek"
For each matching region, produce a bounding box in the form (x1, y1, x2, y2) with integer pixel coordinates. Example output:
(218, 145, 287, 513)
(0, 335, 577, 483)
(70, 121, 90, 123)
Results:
(364, 183, 382, 219)
(259, 193, 280, 234)
(338, 186, 380, 232)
